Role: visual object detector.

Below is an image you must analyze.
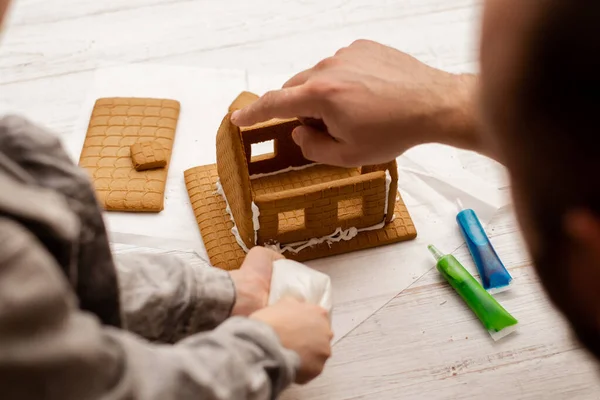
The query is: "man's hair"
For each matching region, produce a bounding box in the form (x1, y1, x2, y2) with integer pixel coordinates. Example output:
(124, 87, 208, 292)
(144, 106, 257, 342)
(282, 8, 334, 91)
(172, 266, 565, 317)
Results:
(513, 1, 600, 358)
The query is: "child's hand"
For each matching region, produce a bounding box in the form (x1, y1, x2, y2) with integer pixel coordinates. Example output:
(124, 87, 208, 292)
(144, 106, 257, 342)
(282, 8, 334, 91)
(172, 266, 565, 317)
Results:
(251, 297, 333, 383)
(229, 247, 284, 316)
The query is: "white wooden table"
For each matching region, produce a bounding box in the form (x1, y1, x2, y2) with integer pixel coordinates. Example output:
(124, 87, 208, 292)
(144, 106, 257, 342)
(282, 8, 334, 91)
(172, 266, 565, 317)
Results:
(1, 1, 599, 399)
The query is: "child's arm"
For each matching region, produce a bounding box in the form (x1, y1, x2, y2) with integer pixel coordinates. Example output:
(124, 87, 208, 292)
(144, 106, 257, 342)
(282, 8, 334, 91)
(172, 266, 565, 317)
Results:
(0, 115, 260, 343)
(0, 217, 298, 400)
(114, 251, 237, 343)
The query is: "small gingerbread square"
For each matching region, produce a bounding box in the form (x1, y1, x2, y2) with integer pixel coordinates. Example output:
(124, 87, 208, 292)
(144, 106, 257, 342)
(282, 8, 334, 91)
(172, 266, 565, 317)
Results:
(130, 141, 167, 171)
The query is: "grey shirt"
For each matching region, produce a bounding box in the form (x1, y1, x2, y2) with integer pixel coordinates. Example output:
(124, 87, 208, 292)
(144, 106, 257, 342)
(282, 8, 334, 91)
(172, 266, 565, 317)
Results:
(0, 116, 298, 399)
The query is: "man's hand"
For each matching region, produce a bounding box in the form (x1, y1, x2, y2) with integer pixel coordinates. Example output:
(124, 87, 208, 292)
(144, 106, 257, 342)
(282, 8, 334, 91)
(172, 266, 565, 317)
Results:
(232, 39, 479, 167)
(229, 247, 284, 316)
(251, 297, 333, 384)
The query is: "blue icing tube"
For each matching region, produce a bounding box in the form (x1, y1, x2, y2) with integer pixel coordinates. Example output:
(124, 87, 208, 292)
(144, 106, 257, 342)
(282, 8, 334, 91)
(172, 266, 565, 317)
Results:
(456, 209, 512, 293)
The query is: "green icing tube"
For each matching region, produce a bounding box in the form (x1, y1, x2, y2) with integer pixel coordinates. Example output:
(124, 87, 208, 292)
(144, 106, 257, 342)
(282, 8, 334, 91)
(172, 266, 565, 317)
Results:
(428, 244, 519, 341)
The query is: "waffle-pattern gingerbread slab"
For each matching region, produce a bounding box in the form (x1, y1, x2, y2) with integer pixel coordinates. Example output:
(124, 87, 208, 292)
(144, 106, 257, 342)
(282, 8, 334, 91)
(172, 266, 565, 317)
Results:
(130, 141, 167, 171)
(79, 98, 180, 212)
(184, 163, 417, 271)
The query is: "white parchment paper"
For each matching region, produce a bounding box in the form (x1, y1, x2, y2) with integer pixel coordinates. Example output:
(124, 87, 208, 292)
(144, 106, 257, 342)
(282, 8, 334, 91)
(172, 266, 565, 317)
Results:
(71, 65, 511, 343)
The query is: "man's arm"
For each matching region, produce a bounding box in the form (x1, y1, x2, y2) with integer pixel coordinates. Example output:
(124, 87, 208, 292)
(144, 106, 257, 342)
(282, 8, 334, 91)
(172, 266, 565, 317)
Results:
(0, 217, 297, 400)
(231, 40, 502, 165)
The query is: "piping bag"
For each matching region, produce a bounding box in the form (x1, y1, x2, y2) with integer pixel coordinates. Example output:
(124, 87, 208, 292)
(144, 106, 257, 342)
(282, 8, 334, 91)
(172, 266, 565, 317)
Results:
(456, 204, 513, 294)
(268, 259, 333, 318)
(428, 245, 518, 340)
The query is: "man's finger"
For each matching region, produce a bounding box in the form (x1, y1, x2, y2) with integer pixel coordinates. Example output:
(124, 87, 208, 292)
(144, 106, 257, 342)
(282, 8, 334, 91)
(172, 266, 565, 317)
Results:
(283, 69, 313, 88)
(231, 86, 321, 127)
(292, 125, 348, 165)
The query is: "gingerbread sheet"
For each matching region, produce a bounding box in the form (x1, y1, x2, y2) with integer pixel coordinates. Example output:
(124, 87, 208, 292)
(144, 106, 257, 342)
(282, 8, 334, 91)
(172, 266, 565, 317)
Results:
(79, 97, 180, 212)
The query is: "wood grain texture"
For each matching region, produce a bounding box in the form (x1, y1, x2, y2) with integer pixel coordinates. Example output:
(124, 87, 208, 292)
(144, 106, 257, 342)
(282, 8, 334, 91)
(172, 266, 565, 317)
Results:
(282, 210, 600, 399)
(2, 0, 599, 398)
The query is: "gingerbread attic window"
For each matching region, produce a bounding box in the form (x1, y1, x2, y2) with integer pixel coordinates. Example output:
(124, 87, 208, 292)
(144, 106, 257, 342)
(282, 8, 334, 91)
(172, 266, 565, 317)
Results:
(184, 93, 417, 270)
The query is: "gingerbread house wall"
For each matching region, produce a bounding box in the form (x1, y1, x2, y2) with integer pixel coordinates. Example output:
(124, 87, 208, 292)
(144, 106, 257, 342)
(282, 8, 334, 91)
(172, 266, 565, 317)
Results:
(361, 160, 399, 223)
(254, 171, 387, 245)
(229, 92, 259, 112)
(215, 113, 255, 249)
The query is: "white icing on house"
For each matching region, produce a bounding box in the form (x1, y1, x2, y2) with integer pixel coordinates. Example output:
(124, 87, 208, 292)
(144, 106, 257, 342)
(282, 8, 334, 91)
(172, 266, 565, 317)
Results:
(217, 167, 394, 255)
(249, 163, 320, 179)
(230, 225, 250, 253)
(384, 170, 392, 215)
(251, 201, 260, 243)
(265, 220, 387, 255)
(215, 180, 260, 253)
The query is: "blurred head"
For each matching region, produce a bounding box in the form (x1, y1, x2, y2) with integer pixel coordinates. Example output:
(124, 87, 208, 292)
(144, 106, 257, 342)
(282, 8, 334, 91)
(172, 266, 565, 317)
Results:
(480, 0, 600, 358)
(0, 0, 10, 25)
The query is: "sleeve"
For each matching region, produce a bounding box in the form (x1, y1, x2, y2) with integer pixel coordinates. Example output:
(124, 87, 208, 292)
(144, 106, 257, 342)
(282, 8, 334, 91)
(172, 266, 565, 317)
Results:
(115, 252, 237, 343)
(0, 218, 299, 400)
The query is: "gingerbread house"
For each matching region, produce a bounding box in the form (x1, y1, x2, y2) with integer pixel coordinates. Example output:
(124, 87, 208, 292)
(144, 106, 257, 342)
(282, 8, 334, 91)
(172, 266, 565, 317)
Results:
(184, 93, 417, 270)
